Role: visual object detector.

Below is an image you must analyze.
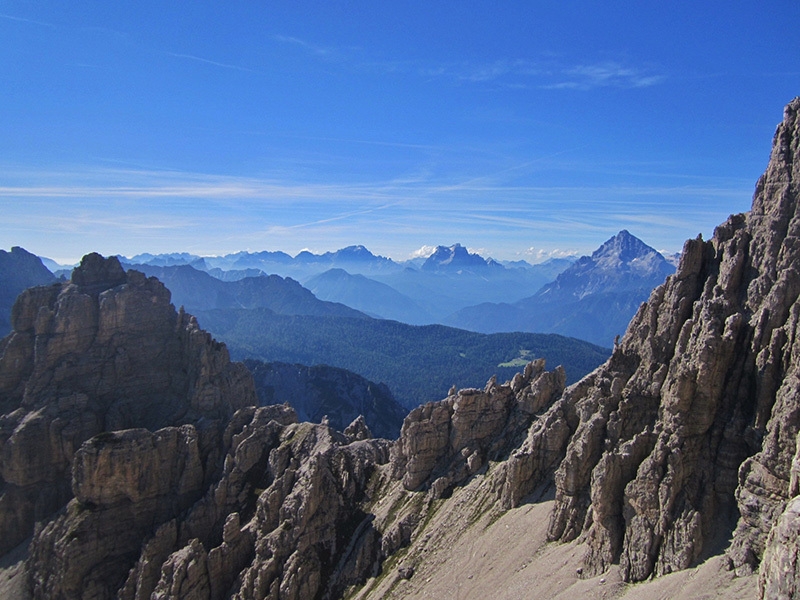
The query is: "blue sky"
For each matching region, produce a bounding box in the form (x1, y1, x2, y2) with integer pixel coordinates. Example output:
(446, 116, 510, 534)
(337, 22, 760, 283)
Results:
(1, 2, 798, 264)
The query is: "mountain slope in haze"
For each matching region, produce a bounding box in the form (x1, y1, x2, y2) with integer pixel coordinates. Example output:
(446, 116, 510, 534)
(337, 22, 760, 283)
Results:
(244, 359, 406, 439)
(194, 308, 610, 409)
(211, 245, 401, 280)
(305, 268, 434, 323)
(532, 229, 675, 299)
(5, 100, 800, 600)
(0, 247, 57, 337)
(420, 243, 501, 272)
(121, 246, 574, 324)
(372, 251, 572, 321)
(446, 230, 675, 347)
(124, 262, 368, 319)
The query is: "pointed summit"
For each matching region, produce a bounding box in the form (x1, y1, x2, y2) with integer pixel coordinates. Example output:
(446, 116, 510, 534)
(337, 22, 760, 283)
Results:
(592, 229, 652, 261)
(421, 244, 493, 272)
(585, 230, 670, 275)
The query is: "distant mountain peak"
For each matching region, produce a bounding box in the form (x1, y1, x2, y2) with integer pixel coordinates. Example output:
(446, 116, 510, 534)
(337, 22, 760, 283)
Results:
(583, 230, 668, 273)
(421, 243, 492, 272)
(331, 245, 379, 260)
(537, 230, 674, 306)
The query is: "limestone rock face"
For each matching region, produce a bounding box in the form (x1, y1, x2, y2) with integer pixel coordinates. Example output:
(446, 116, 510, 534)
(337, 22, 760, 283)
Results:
(27, 426, 207, 599)
(27, 405, 391, 600)
(484, 98, 800, 587)
(391, 359, 566, 496)
(0, 253, 255, 555)
(758, 495, 800, 598)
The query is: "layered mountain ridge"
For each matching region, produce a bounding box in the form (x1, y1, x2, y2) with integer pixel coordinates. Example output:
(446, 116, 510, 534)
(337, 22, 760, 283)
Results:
(0, 98, 798, 599)
(446, 230, 676, 346)
(121, 244, 575, 324)
(0, 247, 57, 337)
(0, 253, 256, 558)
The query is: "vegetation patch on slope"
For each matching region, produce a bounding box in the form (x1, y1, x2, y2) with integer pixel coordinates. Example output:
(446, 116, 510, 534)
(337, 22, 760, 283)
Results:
(194, 309, 610, 409)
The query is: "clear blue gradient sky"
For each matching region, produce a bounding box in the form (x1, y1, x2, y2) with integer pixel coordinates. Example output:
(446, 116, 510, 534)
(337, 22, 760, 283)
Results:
(1, 2, 798, 264)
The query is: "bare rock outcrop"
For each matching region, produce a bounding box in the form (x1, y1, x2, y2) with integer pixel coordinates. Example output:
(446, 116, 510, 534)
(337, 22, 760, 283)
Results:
(482, 98, 800, 589)
(0, 253, 255, 555)
(391, 359, 566, 496)
(27, 403, 391, 600)
(5, 100, 800, 600)
(27, 426, 207, 598)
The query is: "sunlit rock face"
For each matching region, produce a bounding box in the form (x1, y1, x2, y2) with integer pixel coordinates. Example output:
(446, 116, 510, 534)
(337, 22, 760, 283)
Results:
(485, 98, 800, 587)
(3, 99, 800, 600)
(0, 253, 255, 555)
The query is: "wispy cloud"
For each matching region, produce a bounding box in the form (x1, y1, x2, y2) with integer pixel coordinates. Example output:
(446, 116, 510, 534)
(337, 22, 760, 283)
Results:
(166, 52, 257, 73)
(271, 35, 338, 59)
(521, 247, 580, 262)
(542, 61, 665, 90)
(0, 12, 56, 28)
(436, 58, 664, 90)
(268, 34, 664, 91)
(409, 245, 437, 259)
(0, 163, 750, 261)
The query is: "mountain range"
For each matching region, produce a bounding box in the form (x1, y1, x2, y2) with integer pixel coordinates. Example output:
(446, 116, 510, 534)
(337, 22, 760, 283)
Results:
(120, 262, 367, 319)
(117, 244, 576, 325)
(114, 235, 670, 341)
(445, 230, 676, 346)
(1, 98, 799, 600)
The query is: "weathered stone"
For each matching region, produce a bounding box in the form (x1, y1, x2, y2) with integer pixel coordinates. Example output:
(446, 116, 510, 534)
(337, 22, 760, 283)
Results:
(758, 495, 800, 599)
(391, 362, 566, 494)
(0, 254, 256, 555)
(344, 414, 373, 442)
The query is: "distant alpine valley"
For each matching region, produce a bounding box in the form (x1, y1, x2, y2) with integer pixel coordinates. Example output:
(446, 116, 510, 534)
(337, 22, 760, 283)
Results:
(99, 231, 671, 348)
(0, 232, 675, 407)
(2, 98, 800, 599)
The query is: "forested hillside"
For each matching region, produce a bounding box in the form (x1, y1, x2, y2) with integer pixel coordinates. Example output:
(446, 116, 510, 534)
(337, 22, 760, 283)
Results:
(195, 308, 610, 408)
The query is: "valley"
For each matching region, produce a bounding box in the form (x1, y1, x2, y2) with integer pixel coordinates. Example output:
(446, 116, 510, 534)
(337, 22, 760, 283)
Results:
(0, 98, 798, 600)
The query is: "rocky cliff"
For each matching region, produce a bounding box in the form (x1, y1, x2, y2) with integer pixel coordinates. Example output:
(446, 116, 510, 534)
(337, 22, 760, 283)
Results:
(532, 97, 800, 586)
(0, 253, 255, 556)
(2, 99, 800, 600)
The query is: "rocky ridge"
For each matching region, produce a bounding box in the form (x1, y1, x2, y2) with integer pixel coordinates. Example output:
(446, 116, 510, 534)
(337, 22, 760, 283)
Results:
(1, 99, 799, 599)
(0, 253, 255, 556)
(469, 98, 800, 589)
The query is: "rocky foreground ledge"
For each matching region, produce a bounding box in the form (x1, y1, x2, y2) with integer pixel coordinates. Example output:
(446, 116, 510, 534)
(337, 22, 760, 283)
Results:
(0, 98, 799, 599)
